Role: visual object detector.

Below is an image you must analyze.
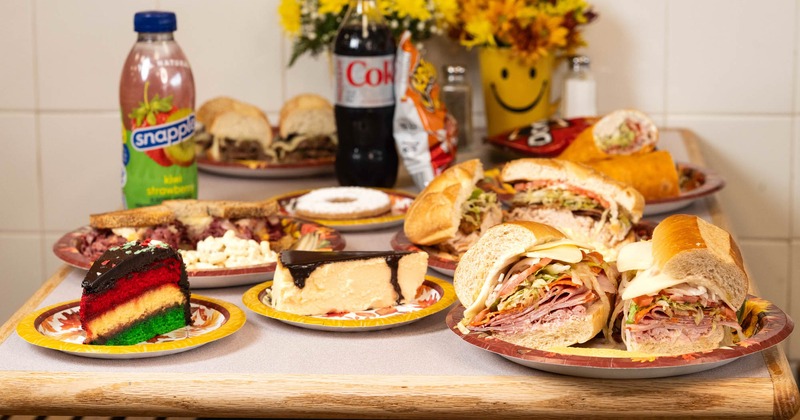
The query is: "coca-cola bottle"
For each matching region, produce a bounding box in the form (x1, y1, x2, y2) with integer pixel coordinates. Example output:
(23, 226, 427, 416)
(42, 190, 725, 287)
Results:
(333, 0, 398, 187)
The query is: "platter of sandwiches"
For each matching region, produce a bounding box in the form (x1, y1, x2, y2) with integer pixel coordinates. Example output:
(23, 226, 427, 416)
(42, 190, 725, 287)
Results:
(485, 109, 726, 216)
(445, 217, 792, 379)
(52, 199, 345, 288)
(194, 94, 337, 178)
(393, 158, 654, 276)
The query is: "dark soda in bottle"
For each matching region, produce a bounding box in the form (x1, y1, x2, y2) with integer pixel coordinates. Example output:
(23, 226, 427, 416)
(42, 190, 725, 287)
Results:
(333, 0, 398, 187)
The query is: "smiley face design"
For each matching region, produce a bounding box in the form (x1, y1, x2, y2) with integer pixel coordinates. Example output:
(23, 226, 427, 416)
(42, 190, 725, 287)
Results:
(479, 50, 554, 136)
(490, 67, 549, 113)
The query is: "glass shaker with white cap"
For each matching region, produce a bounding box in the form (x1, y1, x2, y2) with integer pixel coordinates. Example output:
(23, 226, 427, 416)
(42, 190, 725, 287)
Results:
(560, 55, 597, 119)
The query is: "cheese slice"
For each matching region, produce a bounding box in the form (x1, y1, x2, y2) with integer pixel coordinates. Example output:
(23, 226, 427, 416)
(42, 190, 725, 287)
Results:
(621, 268, 685, 300)
(463, 254, 519, 321)
(529, 239, 594, 252)
(616, 240, 653, 272)
(525, 244, 583, 264)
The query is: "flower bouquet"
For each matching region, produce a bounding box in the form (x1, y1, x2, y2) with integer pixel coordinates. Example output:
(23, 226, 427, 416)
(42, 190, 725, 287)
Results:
(448, 0, 598, 136)
(279, 0, 459, 66)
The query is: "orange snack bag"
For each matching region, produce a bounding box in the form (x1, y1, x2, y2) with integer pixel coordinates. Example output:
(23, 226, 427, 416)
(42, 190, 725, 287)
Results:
(394, 31, 457, 189)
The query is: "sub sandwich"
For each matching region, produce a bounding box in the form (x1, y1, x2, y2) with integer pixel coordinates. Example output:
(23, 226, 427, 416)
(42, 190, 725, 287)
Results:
(454, 221, 618, 349)
(610, 214, 749, 355)
(272, 93, 337, 162)
(404, 159, 503, 257)
(81, 199, 279, 260)
(195, 96, 274, 161)
(500, 158, 644, 260)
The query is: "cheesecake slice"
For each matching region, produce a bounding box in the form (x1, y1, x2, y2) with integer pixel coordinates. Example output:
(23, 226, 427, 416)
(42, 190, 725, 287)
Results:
(271, 250, 429, 315)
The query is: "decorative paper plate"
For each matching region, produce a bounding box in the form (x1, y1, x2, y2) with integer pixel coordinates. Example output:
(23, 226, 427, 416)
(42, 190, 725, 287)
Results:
(16, 295, 246, 359)
(197, 156, 335, 179)
(242, 276, 456, 332)
(272, 188, 415, 232)
(390, 223, 655, 278)
(446, 296, 792, 379)
(390, 231, 458, 277)
(52, 217, 346, 289)
(643, 162, 725, 216)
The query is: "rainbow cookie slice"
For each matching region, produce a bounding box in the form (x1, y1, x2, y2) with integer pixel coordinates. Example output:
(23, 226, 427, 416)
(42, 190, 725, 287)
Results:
(80, 240, 191, 345)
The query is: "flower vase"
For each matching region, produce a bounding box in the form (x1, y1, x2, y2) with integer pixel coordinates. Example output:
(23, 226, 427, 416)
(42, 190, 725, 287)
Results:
(478, 48, 556, 137)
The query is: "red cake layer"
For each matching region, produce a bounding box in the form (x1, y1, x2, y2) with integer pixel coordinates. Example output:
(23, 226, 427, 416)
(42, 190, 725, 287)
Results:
(80, 258, 183, 323)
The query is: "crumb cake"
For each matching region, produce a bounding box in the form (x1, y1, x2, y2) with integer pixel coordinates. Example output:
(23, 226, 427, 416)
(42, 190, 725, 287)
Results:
(79, 240, 191, 345)
(270, 250, 428, 315)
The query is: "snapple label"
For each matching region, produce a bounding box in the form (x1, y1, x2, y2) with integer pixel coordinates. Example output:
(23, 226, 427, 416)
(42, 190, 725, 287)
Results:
(119, 12, 197, 209)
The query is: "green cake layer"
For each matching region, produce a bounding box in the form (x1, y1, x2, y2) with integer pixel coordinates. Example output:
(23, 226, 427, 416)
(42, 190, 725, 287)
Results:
(97, 306, 189, 346)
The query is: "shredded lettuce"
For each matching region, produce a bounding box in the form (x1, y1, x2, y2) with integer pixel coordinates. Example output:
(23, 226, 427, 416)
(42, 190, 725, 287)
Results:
(461, 188, 498, 229)
(512, 187, 601, 211)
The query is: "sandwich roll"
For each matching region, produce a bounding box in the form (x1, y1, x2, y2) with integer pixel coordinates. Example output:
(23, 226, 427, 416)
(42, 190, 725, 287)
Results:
(404, 159, 503, 256)
(454, 221, 618, 350)
(501, 158, 644, 260)
(611, 214, 749, 355)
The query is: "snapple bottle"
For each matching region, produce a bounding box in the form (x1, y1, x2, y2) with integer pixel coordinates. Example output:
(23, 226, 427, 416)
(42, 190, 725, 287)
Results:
(120, 11, 197, 209)
(333, 0, 398, 187)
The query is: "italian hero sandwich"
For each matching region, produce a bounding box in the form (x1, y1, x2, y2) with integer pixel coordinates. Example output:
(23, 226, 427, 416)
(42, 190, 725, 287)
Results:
(454, 221, 618, 350)
(611, 214, 749, 355)
(500, 158, 644, 260)
(403, 159, 503, 257)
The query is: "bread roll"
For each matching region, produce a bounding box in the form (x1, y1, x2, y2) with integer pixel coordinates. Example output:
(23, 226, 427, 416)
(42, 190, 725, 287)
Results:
(404, 159, 485, 245)
(278, 93, 335, 138)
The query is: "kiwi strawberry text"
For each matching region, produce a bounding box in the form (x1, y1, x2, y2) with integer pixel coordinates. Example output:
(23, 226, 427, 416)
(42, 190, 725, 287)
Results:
(131, 114, 196, 151)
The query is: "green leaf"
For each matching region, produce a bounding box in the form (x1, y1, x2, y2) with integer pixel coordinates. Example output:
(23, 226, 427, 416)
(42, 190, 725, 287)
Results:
(146, 112, 156, 126)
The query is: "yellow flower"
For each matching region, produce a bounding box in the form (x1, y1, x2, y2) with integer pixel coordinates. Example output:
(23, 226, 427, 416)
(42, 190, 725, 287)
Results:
(462, 16, 496, 48)
(434, 0, 458, 24)
(318, 0, 349, 16)
(392, 0, 432, 21)
(278, 0, 302, 36)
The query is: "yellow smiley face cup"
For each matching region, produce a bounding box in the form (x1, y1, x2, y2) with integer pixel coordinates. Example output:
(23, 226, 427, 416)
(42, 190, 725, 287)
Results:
(479, 49, 555, 137)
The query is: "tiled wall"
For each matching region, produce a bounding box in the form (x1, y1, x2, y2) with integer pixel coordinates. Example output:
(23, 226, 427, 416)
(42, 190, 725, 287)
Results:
(1, 0, 798, 356)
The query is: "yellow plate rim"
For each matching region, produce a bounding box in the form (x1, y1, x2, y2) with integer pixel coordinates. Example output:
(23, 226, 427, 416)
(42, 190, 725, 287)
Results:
(16, 294, 246, 355)
(242, 275, 456, 329)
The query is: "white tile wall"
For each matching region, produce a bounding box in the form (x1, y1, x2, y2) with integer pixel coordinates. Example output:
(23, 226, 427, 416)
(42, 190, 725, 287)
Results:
(3, 1, 800, 361)
(666, 0, 796, 114)
(0, 1, 35, 110)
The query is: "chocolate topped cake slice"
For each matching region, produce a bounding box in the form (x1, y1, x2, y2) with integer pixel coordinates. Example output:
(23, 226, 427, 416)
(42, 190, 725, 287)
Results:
(271, 250, 428, 315)
(80, 240, 191, 345)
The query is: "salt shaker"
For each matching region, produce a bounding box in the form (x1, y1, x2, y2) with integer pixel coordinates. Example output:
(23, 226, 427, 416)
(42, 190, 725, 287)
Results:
(440, 65, 474, 150)
(560, 55, 597, 119)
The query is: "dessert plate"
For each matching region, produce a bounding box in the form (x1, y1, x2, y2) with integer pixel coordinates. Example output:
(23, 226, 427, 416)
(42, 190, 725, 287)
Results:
(272, 188, 415, 232)
(197, 156, 334, 179)
(52, 217, 346, 289)
(242, 276, 456, 332)
(16, 295, 245, 359)
(643, 162, 725, 215)
(390, 231, 458, 277)
(446, 296, 792, 379)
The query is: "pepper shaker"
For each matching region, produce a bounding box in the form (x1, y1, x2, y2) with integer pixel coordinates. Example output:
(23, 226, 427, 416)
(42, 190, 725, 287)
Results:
(440, 65, 474, 150)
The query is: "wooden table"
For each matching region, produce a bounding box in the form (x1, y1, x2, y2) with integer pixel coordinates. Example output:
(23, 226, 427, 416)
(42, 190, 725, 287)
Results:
(0, 129, 797, 419)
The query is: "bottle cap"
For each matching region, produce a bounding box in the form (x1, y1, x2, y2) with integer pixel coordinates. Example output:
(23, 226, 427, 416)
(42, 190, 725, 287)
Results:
(444, 65, 467, 76)
(568, 55, 590, 72)
(134, 11, 177, 33)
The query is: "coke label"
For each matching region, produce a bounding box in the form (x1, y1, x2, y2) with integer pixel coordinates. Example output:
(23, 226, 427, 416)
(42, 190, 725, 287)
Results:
(334, 54, 394, 108)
